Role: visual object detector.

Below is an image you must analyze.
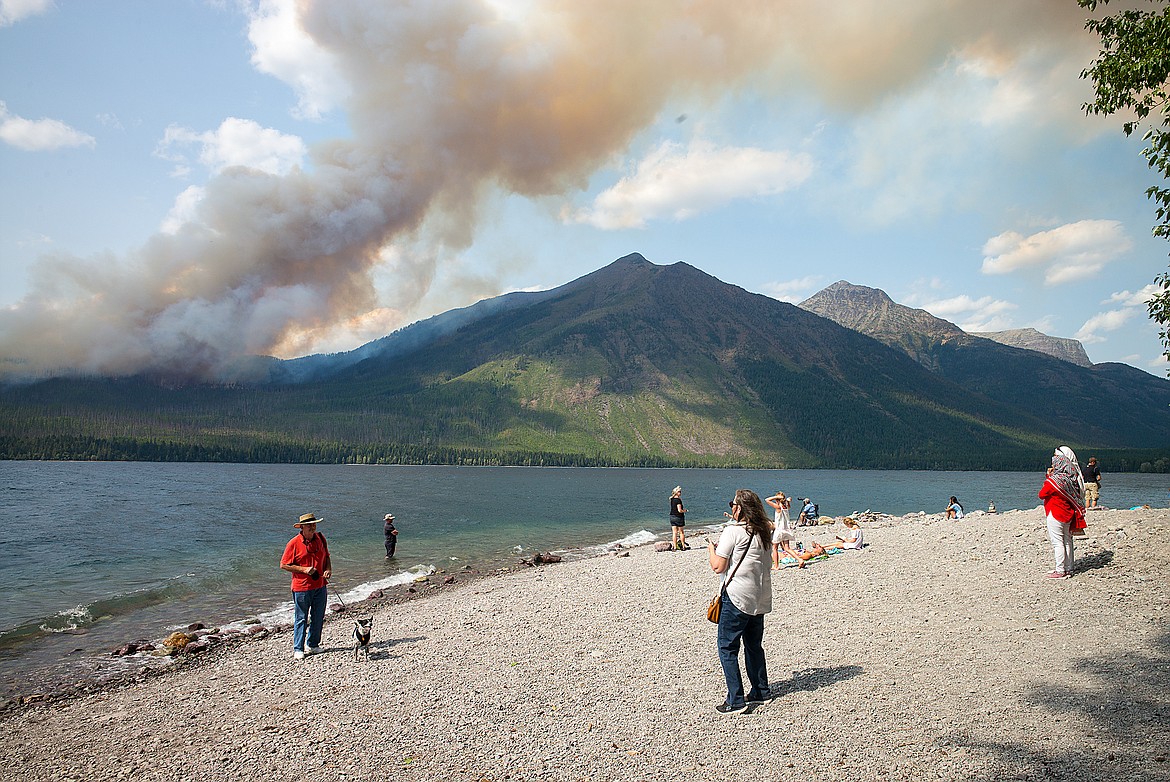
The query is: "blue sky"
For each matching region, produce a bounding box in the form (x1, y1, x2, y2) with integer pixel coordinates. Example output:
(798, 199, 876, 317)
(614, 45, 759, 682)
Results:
(1, 0, 1166, 379)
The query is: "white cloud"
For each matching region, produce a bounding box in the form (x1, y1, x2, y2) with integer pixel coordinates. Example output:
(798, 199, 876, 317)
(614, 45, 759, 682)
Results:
(15, 232, 52, 248)
(243, 0, 348, 120)
(1075, 309, 1134, 344)
(762, 275, 825, 303)
(155, 117, 306, 177)
(0, 0, 52, 27)
(1105, 284, 1161, 308)
(918, 294, 1018, 332)
(1077, 282, 1167, 346)
(0, 101, 95, 151)
(980, 220, 1132, 285)
(569, 140, 814, 230)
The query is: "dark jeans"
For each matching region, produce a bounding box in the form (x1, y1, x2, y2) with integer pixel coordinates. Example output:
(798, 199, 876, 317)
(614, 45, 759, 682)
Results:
(384, 525, 397, 557)
(292, 586, 327, 651)
(717, 596, 769, 707)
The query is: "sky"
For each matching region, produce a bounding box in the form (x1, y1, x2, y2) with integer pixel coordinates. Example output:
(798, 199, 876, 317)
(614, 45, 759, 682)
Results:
(1, 0, 1167, 381)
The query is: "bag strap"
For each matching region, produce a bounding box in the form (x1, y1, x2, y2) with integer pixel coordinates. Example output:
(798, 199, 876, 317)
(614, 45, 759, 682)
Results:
(720, 533, 754, 591)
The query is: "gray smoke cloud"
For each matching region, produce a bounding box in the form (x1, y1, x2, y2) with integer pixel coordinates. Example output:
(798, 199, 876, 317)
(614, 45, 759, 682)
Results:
(0, 0, 1092, 380)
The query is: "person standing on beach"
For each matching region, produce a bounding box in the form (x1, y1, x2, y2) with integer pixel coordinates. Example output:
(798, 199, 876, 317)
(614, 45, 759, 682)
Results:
(280, 512, 332, 659)
(1082, 456, 1102, 509)
(1039, 447, 1086, 579)
(708, 488, 773, 714)
(383, 513, 398, 558)
(765, 490, 792, 569)
(669, 486, 689, 550)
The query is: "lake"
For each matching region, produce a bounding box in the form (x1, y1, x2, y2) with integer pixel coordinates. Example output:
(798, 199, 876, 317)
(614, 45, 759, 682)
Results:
(1, 461, 1165, 698)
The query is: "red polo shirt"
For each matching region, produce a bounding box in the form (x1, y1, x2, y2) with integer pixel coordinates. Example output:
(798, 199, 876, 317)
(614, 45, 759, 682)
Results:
(281, 533, 330, 592)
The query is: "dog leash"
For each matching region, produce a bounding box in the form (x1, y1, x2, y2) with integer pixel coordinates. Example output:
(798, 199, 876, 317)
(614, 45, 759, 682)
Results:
(329, 583, 350, 611)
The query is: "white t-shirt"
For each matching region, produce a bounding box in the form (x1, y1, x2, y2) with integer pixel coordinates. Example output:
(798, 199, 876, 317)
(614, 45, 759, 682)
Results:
(716, 523, 773, 615)
(842, 525, 864, 550)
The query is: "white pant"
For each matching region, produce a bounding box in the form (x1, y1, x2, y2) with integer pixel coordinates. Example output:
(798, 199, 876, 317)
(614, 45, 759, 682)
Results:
(1046, 513, 1074, 574)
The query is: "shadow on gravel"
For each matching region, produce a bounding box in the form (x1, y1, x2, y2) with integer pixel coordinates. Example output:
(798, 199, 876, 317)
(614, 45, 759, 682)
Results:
(771, 665, 864, 698)
(373, 635, 425, 651)
(1071, 549, 1114, 575)
(952, 627, 1170, 781)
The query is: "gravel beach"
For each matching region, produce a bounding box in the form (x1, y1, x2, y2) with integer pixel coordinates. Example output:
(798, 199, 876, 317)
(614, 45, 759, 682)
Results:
(4, 505, 1168, 782)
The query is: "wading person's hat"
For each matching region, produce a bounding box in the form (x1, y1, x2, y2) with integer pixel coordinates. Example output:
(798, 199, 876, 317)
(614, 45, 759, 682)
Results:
(384, 513, 395, 521)
(294, 512, 325, 528)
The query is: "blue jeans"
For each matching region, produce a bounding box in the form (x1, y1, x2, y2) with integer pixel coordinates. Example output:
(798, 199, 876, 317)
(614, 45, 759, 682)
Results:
(292, 586, 327, 651)
(717, 596, 769, 707)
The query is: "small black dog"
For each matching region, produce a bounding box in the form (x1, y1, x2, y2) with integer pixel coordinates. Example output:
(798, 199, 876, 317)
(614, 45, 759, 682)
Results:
(352, 617, 373, 661)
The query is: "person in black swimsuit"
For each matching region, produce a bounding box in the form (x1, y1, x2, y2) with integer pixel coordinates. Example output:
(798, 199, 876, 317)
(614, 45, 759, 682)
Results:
(669, 486, 689, 550)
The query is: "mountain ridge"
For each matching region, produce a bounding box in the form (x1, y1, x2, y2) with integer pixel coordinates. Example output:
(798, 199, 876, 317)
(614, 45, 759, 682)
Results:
(3, 256, 1168, 470)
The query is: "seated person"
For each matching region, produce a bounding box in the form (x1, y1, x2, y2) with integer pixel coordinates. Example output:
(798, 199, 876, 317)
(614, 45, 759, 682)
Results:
(827, 516, 864, 550)
(797, 498, 819, 526)
(945, 496, 964, 520)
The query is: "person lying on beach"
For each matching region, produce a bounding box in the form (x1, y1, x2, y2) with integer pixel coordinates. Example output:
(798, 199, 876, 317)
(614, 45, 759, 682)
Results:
(780, 539, 828, 568)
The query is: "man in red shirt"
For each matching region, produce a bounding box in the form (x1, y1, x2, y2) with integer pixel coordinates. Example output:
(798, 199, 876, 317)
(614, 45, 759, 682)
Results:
(280, 512, 332, 659)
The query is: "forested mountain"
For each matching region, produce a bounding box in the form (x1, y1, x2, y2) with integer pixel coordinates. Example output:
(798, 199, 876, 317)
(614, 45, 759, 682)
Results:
(3, 254, 1169, 470)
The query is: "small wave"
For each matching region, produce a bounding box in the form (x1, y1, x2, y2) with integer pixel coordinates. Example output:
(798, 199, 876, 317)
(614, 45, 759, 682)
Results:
(40, 605, 94, 634)
(607, 529, 658, 549)
(543, 529, 663, 562)
(211, 565, 437, 634)
(0, 605, 98, 651)
(0, 577, 203, 653)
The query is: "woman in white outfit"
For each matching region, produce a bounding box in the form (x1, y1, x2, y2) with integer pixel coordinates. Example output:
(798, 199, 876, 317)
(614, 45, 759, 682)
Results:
(765, 491, 792, 569)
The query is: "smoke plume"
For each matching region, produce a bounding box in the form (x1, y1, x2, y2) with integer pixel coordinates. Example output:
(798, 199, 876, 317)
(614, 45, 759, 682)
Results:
(0, 0, 1092, 380)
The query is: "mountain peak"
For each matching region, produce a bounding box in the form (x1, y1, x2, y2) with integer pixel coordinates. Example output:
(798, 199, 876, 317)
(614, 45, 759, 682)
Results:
(800, 281, 963, 370)
(971, 327, 1092, 367)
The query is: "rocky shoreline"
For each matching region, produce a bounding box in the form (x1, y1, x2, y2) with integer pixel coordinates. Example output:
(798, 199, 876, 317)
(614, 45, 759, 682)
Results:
(4, 505, 1168, 782)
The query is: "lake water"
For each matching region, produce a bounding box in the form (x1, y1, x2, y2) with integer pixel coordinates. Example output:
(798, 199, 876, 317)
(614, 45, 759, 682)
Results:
(1, 461, 1166, 698)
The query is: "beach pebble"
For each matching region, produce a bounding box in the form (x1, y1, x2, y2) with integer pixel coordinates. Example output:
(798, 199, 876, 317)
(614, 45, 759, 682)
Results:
(3, 505, 1167, 782)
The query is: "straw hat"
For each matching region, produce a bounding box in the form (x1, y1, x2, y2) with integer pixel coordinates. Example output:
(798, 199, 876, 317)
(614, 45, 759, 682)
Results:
(383, 513, 395, 521)
(294, 512, 325, 528)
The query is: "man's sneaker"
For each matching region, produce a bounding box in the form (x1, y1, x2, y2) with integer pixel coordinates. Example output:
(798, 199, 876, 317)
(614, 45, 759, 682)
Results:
(293, 649, 305, 660)
(746, 691, 775, 704)
(304, 645, 320, 655)
(715, 701, 748, 715)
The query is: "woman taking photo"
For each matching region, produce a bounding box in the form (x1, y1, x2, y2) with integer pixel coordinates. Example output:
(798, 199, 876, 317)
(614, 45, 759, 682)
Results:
(708, 488, 774, 714)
